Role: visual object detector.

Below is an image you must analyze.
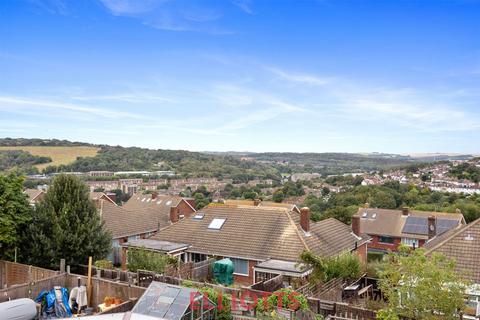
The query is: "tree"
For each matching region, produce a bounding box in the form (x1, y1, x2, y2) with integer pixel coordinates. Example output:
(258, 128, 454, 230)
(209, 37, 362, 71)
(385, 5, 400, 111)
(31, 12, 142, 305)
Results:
(20, 174, 111, 269)
(0, 173, 32, 260)
(299, 251, 361, 284)
(378, 246, 468, 320)
(272, 190, 285, 203)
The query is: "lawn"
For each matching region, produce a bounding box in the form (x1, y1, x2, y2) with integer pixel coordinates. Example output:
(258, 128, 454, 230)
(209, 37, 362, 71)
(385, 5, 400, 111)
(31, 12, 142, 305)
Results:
(0, 146, 99, 170)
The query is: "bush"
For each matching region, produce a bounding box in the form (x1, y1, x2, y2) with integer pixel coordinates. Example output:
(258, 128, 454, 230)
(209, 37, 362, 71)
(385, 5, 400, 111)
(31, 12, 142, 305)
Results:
(127, 247, 178, 273)
(94, 259, 114, 269)
(256, 288, 308, 312)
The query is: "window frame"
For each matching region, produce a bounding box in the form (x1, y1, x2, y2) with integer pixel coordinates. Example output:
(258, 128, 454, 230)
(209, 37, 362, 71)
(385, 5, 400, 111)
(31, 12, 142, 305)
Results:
(230, 257, 249, 276)
(378, 236, 395, 245)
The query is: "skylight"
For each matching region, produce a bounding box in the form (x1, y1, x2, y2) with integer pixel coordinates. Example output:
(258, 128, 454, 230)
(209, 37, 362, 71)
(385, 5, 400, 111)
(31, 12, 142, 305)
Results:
(362, 211, 368, 218)
(166, 200, 172, 206)
(371, 213, 377, 219)
(208, 218, 226, 230)
(193, 213, 205, 220)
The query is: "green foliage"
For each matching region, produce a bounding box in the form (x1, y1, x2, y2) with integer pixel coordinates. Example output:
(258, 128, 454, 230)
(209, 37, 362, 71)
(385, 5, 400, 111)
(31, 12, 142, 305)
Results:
(256, 288, 308, 312)
(378, 247, 469, 320)
(127, 247, 178, 273)
(0, 150, 51, 174)
(303, 182, 480, 224)
(0, 173, 32, 259)
(299, 251, 361, 283)
(272, 190, 285, 203)
(449, 162, 480, 183)
(94, 259, 114, 269)
(19, 174, 112, 269)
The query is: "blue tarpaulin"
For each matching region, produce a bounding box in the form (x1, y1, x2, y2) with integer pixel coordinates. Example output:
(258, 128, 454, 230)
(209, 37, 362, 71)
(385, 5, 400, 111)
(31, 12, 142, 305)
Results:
(35, 287, 72, 318)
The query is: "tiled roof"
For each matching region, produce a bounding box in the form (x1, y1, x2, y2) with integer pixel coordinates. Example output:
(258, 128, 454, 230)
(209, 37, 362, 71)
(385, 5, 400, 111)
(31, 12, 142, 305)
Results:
(424, 218, 480, 283)
(99, 200, 160, 239)
(24, 189, 44, 202)
(259, 201, 300, 213)
(150, 205, 365, 262)
(354, 208, 465, 240)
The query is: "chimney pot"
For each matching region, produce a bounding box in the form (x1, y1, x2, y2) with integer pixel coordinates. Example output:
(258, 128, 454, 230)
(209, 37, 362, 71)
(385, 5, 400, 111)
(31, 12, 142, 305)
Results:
(253, 199, 261, 206)
(402, 207, 409, 216)
(300, 207, 311, 233)
(170, 206, 179, 223)
(151, 192, 158, 200)
(352, 216, 361, 236)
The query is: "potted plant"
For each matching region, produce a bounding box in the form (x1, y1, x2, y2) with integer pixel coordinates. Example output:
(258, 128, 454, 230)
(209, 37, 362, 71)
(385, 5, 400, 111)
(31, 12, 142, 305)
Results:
(104, 296, 113, 307)
(114, 297, 122, 305)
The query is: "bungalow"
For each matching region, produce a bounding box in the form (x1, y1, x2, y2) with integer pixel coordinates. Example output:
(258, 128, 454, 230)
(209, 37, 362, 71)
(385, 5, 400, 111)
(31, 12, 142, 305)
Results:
(352, 206, 465, 252)
(122, 204, 370, 286)
(100, 193, 195, 264)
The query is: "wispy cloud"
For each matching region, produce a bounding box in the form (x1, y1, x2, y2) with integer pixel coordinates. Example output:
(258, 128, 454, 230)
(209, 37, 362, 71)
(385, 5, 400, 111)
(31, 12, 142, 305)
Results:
(266, 66, 332, 86)
(267, 66, 480, 133)
(97, 0, 239, 34)
(28, 0, 68, 15)
(71, 93, 177, 104)
(231, 0, 254, 14)
(0, 96, 145, 120)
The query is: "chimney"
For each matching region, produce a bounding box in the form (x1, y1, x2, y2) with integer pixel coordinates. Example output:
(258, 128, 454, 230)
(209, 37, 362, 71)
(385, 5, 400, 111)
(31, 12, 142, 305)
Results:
(151, 192, 158, 200)
(352, 215, 361, 236)
(300, 207, 311, 233)
(170, 206, 179, 223)
(402, 207, 409, 216)
(253, 199, 261, 206)
(428, 215, 436, 239)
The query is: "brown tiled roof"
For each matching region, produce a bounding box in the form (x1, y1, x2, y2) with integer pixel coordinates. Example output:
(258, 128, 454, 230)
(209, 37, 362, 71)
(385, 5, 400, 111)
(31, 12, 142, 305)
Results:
(151, 205, 364, 262)
(99, 200, 161, 239)
(424, 218, 480, 283)
(24, 189, 44, 203)
(354, 208, 465, 240)
(259, 201, 300, 213)
(123, 193, 194, 225)
(223, 199, 255, 206)
(89, 192, 116, 205)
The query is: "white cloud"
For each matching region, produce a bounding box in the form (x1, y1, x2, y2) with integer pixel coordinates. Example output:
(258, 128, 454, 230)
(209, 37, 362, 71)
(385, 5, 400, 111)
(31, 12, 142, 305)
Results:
(266, 67, 331, 86)
(231, 0, 254, 14)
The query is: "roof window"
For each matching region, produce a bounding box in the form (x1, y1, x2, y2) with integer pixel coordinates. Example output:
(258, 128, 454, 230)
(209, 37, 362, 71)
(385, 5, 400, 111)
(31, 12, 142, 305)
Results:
(208, 218, 226, 230)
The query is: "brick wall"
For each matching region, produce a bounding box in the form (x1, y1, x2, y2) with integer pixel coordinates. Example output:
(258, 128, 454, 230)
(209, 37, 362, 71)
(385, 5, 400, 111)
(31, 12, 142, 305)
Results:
(355, 243, 368, 265)
(368, 235, 401, 252)
(233, 260, 258, 286)
(177, 200, 196, 217)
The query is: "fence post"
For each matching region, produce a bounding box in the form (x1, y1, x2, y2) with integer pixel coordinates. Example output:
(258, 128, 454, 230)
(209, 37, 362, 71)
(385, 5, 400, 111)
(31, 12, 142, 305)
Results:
(60, 259, 66, 273)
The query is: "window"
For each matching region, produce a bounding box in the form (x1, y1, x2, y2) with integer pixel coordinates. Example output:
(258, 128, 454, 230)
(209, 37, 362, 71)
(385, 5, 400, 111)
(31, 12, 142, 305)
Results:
(401, 238, 419, 248)
(378, 236, 395, 244)
(230, 258, 249, 275)
(208, 218, 226, 230)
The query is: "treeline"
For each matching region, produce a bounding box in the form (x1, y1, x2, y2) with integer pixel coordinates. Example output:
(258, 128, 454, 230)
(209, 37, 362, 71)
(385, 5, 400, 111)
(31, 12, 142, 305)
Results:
(303, 181, 480, 224)
(43, 146, 282, 181)
(0, 150, 52, 174)
(449, 162, 480, 183)
(0, 137, 92, 147)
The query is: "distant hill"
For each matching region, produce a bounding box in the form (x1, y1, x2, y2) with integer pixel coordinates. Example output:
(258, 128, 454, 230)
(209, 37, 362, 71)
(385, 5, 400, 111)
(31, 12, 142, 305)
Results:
(1, 137, 470, 178)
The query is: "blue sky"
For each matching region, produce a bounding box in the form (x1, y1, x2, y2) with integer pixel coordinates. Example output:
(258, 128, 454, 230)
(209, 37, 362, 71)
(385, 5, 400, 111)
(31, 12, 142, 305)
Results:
(1, 0, 480, 153)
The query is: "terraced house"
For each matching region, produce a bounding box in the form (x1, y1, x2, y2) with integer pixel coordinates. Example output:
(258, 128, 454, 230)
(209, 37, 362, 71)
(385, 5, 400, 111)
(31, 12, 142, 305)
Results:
(122, 203, 370, 285)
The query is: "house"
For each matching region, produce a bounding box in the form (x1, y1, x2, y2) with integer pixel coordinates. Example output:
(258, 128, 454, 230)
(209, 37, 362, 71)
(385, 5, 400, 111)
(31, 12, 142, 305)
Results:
(100, 194, 195, 264)
(424, 218, 480, 284)
(122, 204, 370, 285)
(99, 201, 159, 264)
(122, 193, 196, 222)
(423, 219, 480, 319)
(223, 199, 300, 213)
(24, 188, 45, 206)
(352, 206, 465, 252)
(89, 191, 117, 207)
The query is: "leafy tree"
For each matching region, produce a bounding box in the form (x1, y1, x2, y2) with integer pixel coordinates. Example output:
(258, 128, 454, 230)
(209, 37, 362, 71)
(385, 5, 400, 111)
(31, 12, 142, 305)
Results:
(299, 251, 361, 284)
(0, 173, 32, 260)
(127, 247, 178, 273)
(20, 174, 111, 268)
(378, 246, 468, 320)
(272, 190, 285, 203)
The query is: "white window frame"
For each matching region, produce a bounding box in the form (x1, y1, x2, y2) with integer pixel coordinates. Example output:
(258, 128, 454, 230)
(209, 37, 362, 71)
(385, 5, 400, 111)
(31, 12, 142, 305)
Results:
(401, 238, 419, 248)
(230, 257, 249, 276)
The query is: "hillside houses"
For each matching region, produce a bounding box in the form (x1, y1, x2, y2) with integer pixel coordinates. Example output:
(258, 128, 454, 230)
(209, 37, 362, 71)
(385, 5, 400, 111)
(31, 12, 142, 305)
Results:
(122, 203, 370, 285)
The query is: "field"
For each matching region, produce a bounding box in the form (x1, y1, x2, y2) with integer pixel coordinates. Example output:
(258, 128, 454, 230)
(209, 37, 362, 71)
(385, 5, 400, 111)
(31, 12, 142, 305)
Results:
(0, 146, 99, 170)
